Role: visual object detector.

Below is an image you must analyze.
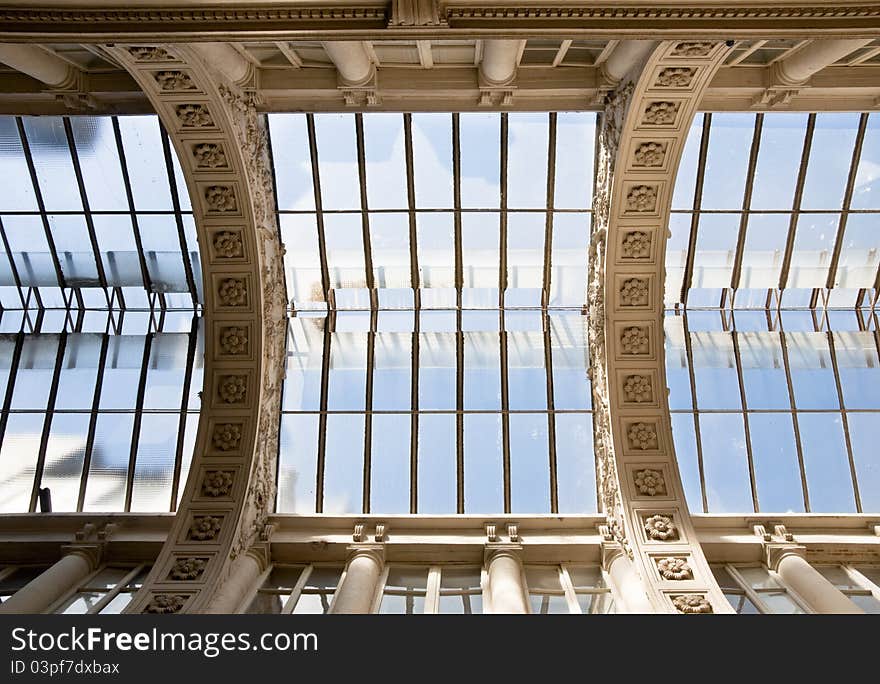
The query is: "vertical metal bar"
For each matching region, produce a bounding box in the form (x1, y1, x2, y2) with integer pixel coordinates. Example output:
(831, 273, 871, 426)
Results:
(159, 125, 199, 307)
(16, 117, 67, 290)
(63, 117, 108, 290)
(543, 113, 559, 512)
(777, 327, 811, 512)
(730, 327, 759, 512)
(363, 313, 376, 514)
(681, 311, 709, 512)
(730, 114, 763, 293)
(77, 333, 109, 512)
(778, 113, 815, 292)
(315, 316, 331, 513)
(403, 114, 421, 301)
(453, 114, 465, 513)
(29, 331, 67, 511)
(499, 115, 511, 513)
(498, 113, 509, 308)
(112, 116, 154, 295)
(410, 311, 420, 514)
(680, 113, 712, 305)
(305, 114, 332, 305)
(542, 112, 557, 309)
(404, 113, 421, 513)
(825, 113, 868, 291)
(169, 314, 199, 511)
(544, 310, 559, 513)
(123, 333, 153, 512)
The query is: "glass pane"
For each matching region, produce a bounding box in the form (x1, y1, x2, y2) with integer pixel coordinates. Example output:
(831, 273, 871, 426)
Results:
(326, 330, 367, 410)
(314, 114, 359, 210)
(264, 566, 305, 591)
(549, 213, 589, 307)
(277, 413, 318, 513)
(507, 329, 547, 410)
(412, 113, 452, 209)
(247, 592, 289, 615)
(554, 112, 595, 209)
(750, 413, 805, 513)
(370, 213, 411, 291)
(323, 414, 365, 514)
(282, 317, 323, 411)
(787, 213, 840, 289)
(816, 565, 861, 590)
(849, 413, 880, 512)
(736, 566, 782, 590)
(371, 414, 410, 514)
(509, 413, 550, 513)
(508, 113, 548, 209)
(57, 592, 105, 615)
(739, 331, 791, 409)
(268, 114, 315, 211)
(117, 116, 172, 211)
(460, 113, 500, 209)
(691, 331, 741, 410)
(724, 592, 761, 614)
(39, 412, 89, 512)
(700, 413, 753, 513)
(852, 113, 879, 209)
(0, 117, 39, 210)
(130, 412, 177, 512)
(0, 412, 42, 512)
(84, 566, 130, 590)
(418, 329, 456, 410)
(82, 412, 132, 511)
(787, 332, 840, 410)
(799, 412, 856, 512)
(463, 413, 503, 513)
(281, 214, 323, 308)
(555, 413, 596, 514)
(528, 594, 570, 615)
(760, 589, 806, 614)
(739, 213, 790, 289)
(700, 113, 754, 210)
(525, 566, 562, 591)
(567, 566, 605, 589)
(801, 113, 860, 210)
(849, 594, 880, 614)
(671, 413, 703, 513)
(833, 331, 880, 409)
(417, 414, 456, 514)
(751, 113, 808, 210)
(363, 114, 406, 210)
(22, 117, 82, 211)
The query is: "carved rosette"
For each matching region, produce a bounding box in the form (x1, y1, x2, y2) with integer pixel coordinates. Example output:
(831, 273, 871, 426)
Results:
(109, 44, 286, 614)
(591, 41, 735, 612)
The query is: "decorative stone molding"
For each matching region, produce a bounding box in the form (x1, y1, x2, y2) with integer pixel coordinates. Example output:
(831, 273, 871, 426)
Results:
(169, 558, 209, 582)
(634, 468, 666, 495)
(210, 230, 245, 260)
(219, 326, 249, 356)
(126, 46, 175, 63)
(192, 143, 229, 170)
(388, 0, 445, 27)
(670, 42, 716, 58)
(211, 423, 242, 452)
(657, 557, 693, 581)
(175, 103, 215, 129)
(204, 185, 238, 213)
(624, 185, 658, 213)
(217, 277, 248, 307)
(628, 423, 659, 451)
(623, 374, 653, 403)
(144, 593, 189, 614)
(202, 470, 235, 498)
(655, 67, 696, 88)
(353, 522, 366, 542)
(189, 515, 223, 542)
(153, 70, 196, 92)
(644, 514, 678, 541)
(619, 277, 649, 306)
(641, 101, 680, 126)
(632, 142, 667, 168)
(218, 375, 247, 404)
(620, 326, 650, 355)
(671, 594, 713, 614)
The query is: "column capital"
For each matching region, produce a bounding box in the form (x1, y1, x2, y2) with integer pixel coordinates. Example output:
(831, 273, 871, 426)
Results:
(346, 543, 385, 567)
(60, 544, 102, 572)
(764, 543, 807, 572)
(600, 541, 627, 571)
(483, 543, 523, 566)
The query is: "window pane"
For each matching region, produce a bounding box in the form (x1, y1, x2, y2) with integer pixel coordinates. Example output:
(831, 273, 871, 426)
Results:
(460, 113, 499, 208)
(750, 413, 804, 513)
(849, 413, 880, 512)
(799, 412, 855, 512)
(510, 413, 550, 513)
(371, 414, 410, 514)
(556, 414, 596, 514)
(322, 414, 364, 514)
(277, 413, 318, 514)
(418, 414, 456, 514)
(464, 413, 503, 513)
(363, 113, 407, 210)
(700, 413, 753, 513)
(700, 113, 754, 210)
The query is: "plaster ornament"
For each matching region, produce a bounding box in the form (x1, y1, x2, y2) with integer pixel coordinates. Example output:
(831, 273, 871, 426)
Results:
(219, 326, 248, 355)
(656, 67, 695, 88)
(628, 422, 659, 451)
(154, 70, 196, 91)
(644, 514, 678, 541)
(657, 557, 693, 580)
(634, 468, 666, 495)
(633, 142, 666, 167)
(193, 143, 228, 169)
(170, 558, 207, 581)
(672, 594, 713, 614)
(212, 230, 243, 258)
(212, 423, 241, 451)
(621, 231, 651, 258)
(642, 101, 680, 125)
(619, 278, 649, 306)
(671, 42, 716, 57)
(621, 326, 649, 355)
(202, 470, 234, 497)
(175, 104, 214, 128)
(218, 375, 247, 404)
(189, 516, 222, 541)
(625, 185, 657, 212)
(217, 277, 247, 307)
(127, 46, 172, 62)
(204, 185, 237, 212)
(144, 594, 187, 614)
(623, 374, 653, 402)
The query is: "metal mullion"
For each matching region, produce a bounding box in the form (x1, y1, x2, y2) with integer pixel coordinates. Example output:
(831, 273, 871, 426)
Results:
(16, 117, 66, 291)
(730, 328, 759, 512)
(499, 310, 511, 513)
(169, 314, 199, 511)
(63, 118, 108, 292)
(826, 330, 863, 512)
(363, 310, 376, 513)
(76, 333, 110, 512)
(305, 114, 332, 305)
(681, 311, 708, 512)
(826, 113, 868, 291)
(499, 113, 509, 307)
(456, 308, 464, 513)
(354, 114, 377, 300)
(542, 113, 557, 310)
(778, 114, 815, 292)
(112, 117, 153, 295)
(123, 332, 153, 512)
(679, 113, 712, 305)
(315, 318, 332, 513)
(403, 114, 421, 306)
(730, 114, 763, 293)
(160, 126, 199, 307)
(543, 310, 559, 513)
(86, 564, 144, 615)
(29, 330, 68, 511)
(410, 317, 420, 514)
(777, 326, 811, 511)
(0, 333, 25, 450)
(453, 114, 463, 307)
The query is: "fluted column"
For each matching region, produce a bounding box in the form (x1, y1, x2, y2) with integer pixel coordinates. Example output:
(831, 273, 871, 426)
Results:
(330, 545, 385, 614)
(485, 546, 529, 614)
(322, 41, 374, 86)
(768, 546, 863, 614)
(601, 40, 658, 83)
(0, 43, 78, 88)
(776, 39, 872, 84)
(479, 39, 525, 85)
(191, 43, 252, 85)
(203, 548, 266, 614)
(0, 547, 97, 614)
(604, 545, 654, 614)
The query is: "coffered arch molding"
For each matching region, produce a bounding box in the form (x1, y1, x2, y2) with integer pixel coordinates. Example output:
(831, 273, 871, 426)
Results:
(104, 44, 287, 614)
(591, 41, 735, 613)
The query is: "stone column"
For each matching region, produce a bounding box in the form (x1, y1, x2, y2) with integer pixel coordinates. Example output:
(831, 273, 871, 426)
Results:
(769, 546, 863, 614)
(776, 39, 872, 84)
(0, 43, 77, 88)
(203, 548, 266, 614)
(322, 41, 374, 86)
(0, 546, 97, 614)
(602, 41, 658, 82)
(191, 43, 252, 85)
(485, 546, 529, 614)
(479, 39, 525, 85)
(330, 545, 385, 614)
(604, 545, 654, 614)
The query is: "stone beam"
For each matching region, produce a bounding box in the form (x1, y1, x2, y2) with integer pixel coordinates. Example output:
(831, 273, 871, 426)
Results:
(776, 38, 873, 85)
(0, 43, 77, 88)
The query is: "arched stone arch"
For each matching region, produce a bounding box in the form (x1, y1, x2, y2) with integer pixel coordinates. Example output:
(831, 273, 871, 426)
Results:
(105, 45, 287, 614)
(591, 41, 735, 613)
